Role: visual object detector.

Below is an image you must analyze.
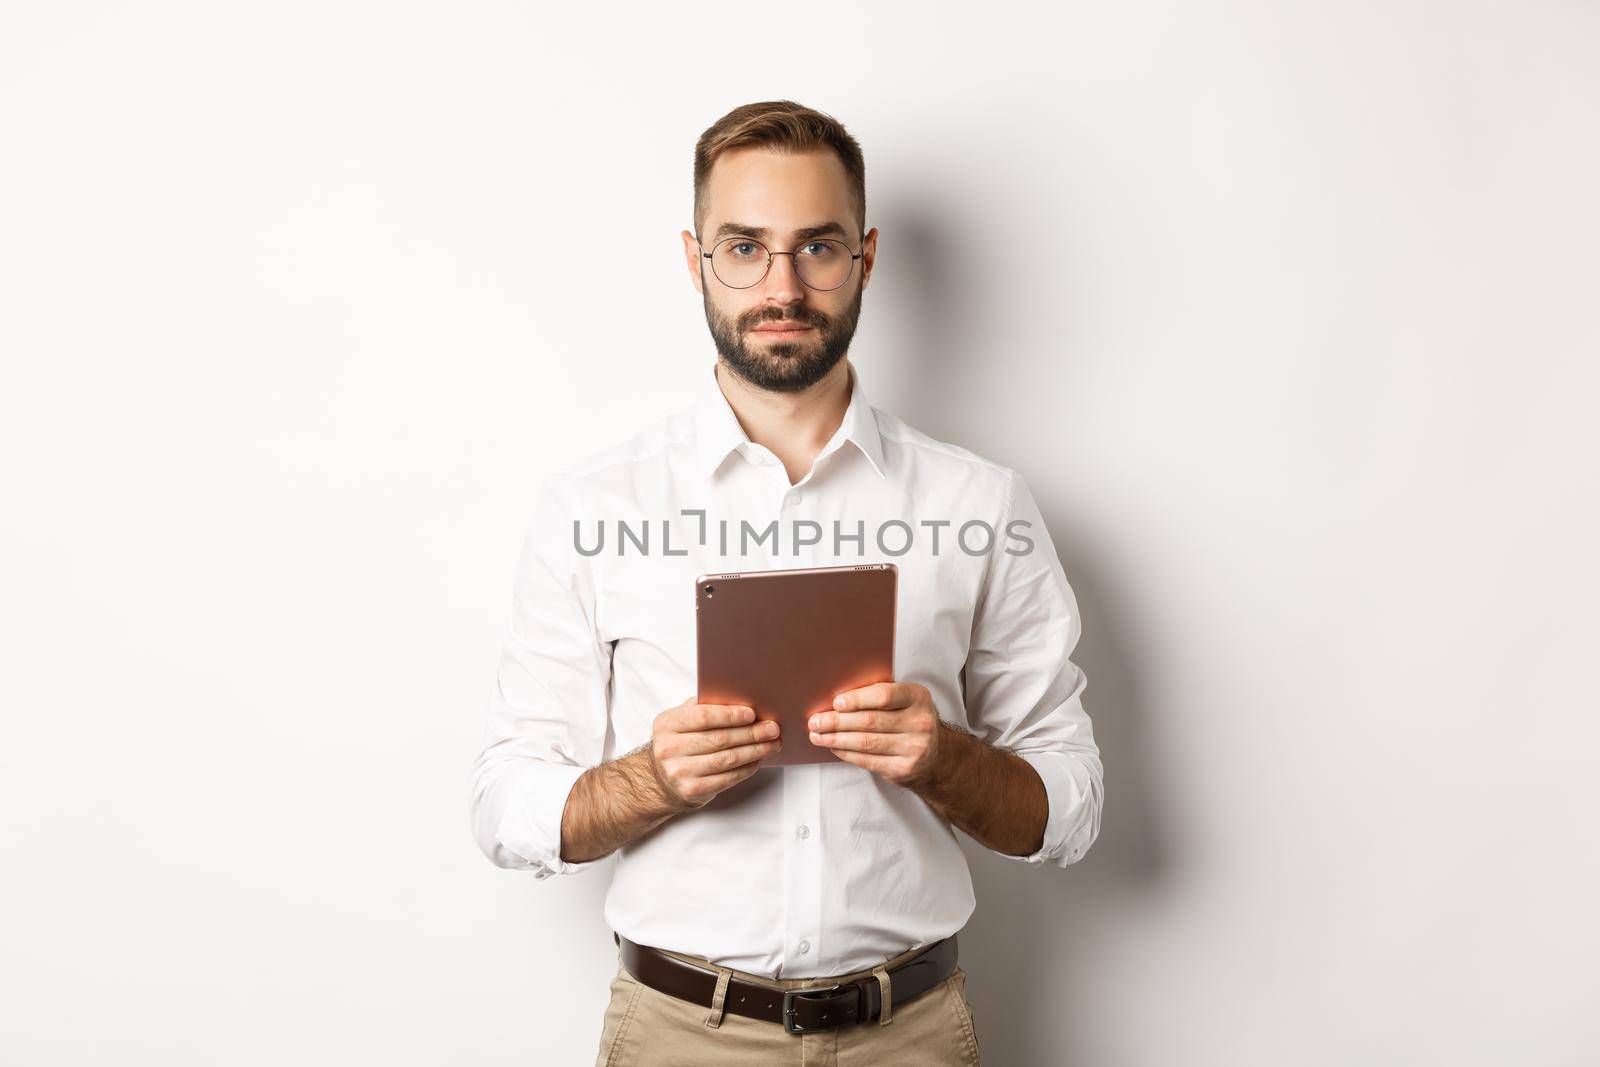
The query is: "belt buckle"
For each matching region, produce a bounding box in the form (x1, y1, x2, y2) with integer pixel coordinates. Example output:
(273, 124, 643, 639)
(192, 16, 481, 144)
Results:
(781, 983, 848, 1034)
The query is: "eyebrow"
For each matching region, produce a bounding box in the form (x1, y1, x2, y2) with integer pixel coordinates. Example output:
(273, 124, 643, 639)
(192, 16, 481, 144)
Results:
(711, 220, 851, 242)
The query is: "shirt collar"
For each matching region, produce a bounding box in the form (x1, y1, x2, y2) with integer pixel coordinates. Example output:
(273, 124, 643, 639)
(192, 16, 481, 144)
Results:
(694, 360, 887, 481)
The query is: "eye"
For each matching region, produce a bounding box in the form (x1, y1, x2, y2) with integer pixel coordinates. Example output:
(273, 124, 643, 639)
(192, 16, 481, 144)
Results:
(728, 241, 761, 258)
(799, 241, 840, 258)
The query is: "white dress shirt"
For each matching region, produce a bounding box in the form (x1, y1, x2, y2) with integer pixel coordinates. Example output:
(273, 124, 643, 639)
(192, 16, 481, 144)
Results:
(468, 359, 1103, 978)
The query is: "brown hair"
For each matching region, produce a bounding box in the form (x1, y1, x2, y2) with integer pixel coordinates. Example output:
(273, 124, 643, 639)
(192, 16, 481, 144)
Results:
(693, 100, 866, 240)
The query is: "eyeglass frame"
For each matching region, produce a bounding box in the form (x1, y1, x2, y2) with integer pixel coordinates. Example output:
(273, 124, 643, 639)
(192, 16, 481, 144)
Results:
(696, 231, 867, 291)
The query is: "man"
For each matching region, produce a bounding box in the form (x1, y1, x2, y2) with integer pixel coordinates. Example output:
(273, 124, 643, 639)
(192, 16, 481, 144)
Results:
(468, 100, 1104, 1066)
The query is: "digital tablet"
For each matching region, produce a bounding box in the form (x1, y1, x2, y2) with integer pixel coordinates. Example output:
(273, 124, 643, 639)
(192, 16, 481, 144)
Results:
(695, 562, 898, 767)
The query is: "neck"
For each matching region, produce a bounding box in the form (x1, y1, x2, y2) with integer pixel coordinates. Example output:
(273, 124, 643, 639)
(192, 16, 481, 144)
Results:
(714, 360, 853, 486)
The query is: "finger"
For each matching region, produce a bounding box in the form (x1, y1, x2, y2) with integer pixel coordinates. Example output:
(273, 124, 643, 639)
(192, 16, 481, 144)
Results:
(694, 761, 765, 794)
(808, 730, 902, 754)
(820, 748, 900, 777)
(832, 681, 914, 713)
(807, 709, 910, 734)
(674, 703, 756, 731)
(682, 738, 782, 776)
(677, 719, 781, 756)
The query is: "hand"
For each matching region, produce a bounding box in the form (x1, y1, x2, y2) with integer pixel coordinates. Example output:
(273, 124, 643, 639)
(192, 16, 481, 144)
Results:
(648, 697, 782, 810)
(806, 681, 942, 789)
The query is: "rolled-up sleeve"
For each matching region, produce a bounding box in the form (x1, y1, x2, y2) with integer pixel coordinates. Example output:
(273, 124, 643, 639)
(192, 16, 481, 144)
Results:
(961, 469, 1104, 867)
(468, 474, 612, 878)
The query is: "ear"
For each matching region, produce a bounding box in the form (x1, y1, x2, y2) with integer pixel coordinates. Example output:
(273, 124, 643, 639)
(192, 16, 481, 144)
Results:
(859, 227, 879, 291)
(681, 229, 705, 295)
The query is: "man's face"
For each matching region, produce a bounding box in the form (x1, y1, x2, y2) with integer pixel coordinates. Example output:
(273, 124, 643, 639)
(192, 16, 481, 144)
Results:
(681, 148, 878, 393)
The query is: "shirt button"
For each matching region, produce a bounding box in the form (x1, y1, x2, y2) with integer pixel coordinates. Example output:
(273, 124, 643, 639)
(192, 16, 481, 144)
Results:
(798, 939, 811, 955)
(797, 824, 810, 839)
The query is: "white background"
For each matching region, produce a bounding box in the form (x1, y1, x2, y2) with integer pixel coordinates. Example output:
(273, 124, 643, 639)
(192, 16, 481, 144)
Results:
(3, 3, 1596, 1064)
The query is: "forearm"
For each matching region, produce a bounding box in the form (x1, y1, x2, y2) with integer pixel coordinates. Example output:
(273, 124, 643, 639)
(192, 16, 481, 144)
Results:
(558, 744, 688, 864)
(909, 721, 1049, 858)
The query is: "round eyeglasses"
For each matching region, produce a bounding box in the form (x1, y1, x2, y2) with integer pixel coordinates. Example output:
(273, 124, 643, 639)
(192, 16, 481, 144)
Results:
(699, 235, 864, 291)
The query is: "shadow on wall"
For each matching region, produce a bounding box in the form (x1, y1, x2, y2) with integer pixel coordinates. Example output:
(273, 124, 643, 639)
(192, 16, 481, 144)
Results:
(874, 196, 1173, 1065)
(959, 541, 1169, 1066)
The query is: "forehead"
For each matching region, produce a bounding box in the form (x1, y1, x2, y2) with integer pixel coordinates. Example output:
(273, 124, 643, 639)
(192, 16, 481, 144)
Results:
(701, 147, 856, 233)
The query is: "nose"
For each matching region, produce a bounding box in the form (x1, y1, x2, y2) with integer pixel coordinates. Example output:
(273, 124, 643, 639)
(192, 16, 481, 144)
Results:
(758, 251, 806, 306)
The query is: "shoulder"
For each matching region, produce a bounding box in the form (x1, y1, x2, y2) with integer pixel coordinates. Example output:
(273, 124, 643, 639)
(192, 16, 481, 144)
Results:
(873, 407, 1019, 511)
(537, 402, 698, 502)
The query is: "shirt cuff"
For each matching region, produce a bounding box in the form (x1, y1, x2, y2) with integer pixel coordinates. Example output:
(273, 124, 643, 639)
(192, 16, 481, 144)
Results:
(998, 749, 1100, 867)
(496, 760, 605, 879)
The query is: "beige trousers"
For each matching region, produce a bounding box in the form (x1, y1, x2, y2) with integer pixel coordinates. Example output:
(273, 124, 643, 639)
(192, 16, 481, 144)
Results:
(592, 940, 982, 1066)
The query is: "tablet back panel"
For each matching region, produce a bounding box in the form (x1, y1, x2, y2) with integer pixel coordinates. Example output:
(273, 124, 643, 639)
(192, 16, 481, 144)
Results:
(695, 563, 897, 767)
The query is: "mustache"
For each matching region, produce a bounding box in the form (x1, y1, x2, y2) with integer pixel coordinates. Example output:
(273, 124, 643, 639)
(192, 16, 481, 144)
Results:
(742, 309, 827, 330)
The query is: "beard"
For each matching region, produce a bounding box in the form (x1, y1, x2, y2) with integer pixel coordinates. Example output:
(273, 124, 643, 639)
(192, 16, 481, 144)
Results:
(702, 282, 863, 394)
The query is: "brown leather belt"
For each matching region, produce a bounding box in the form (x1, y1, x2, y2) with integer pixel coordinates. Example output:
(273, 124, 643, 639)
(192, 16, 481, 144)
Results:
(614, 931, 959, 1035)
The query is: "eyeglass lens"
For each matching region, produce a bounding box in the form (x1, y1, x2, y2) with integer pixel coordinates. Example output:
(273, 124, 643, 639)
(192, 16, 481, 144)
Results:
(709, 238, 855, 290)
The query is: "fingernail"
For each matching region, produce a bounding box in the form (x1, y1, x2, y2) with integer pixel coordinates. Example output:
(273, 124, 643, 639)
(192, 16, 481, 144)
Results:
(808, 716, 820, 730)
(810, 731, 822, 743)
(834, 696, 845, 709)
